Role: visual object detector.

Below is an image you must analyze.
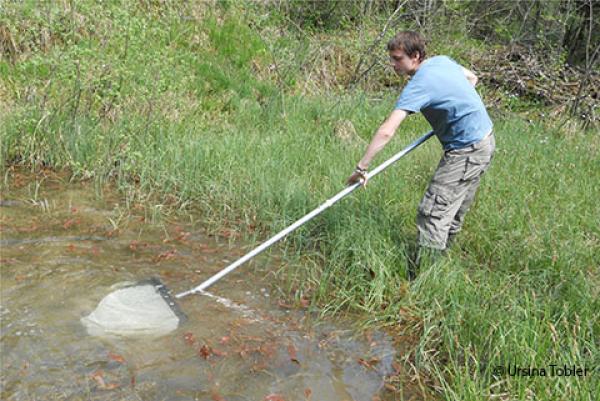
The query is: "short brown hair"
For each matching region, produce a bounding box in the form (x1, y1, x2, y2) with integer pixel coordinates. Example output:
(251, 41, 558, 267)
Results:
(387, 31, 426, 62)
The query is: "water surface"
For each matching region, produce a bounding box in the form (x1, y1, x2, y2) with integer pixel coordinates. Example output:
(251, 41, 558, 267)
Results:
(1, 172, 414, 401)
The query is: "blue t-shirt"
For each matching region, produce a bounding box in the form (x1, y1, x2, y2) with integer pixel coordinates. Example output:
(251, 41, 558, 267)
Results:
(395, 56, 493, 150)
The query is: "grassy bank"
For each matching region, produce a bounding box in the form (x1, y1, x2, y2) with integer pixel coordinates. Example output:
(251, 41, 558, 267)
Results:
(2, 2, 598, 400)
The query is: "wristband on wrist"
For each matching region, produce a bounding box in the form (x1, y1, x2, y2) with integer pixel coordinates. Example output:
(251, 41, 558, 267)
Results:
(355, 165, 367, 174)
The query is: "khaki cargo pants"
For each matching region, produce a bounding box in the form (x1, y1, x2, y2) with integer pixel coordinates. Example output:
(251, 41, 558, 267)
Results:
(417, 132, 495, 250)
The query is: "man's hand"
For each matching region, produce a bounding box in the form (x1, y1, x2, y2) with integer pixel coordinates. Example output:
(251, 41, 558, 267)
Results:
(346, 167, 368, 187)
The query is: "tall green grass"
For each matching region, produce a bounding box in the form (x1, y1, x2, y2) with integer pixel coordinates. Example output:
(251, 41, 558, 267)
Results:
(1, 2, 598, 400)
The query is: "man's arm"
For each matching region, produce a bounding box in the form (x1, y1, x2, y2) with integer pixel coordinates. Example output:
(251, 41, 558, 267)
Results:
(462, 66, 478, 87)
(347, 109, 408, 186)
(357, 109, 408, 170)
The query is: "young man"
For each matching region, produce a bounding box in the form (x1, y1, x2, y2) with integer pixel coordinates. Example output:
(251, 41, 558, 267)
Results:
(347, 31, 495, 276)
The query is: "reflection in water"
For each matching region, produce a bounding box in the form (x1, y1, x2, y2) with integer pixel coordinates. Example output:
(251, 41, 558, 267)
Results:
(1, 175, 400, 401)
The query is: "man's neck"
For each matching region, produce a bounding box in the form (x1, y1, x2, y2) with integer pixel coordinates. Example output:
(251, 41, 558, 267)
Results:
(409, 61, 423, 76)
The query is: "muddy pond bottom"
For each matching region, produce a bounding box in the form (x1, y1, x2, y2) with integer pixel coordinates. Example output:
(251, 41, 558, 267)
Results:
(1, 174, 399, 401)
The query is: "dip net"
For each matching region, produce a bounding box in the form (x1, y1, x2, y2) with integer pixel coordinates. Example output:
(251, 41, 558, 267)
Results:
(81, 279, 186, 337)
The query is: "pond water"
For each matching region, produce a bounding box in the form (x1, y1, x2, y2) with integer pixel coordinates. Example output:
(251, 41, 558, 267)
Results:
(0, 171, 417, 401)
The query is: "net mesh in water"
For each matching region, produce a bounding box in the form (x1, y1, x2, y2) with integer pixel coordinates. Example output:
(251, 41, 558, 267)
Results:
(81, 279, 185, 337)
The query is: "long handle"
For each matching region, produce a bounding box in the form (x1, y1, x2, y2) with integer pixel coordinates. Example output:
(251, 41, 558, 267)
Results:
(176, 131, 434, 298)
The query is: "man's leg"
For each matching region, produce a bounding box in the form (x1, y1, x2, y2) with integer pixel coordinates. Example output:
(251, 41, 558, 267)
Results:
(446, 176, 481, 249)
(411, 159, 468, 276)
(416, 152, 470, 252)
(447, 134, 495, 249)
(411, 134, 495, 275)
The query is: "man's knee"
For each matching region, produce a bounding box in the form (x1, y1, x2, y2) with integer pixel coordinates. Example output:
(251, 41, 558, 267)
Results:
(416, 187, 455, 250)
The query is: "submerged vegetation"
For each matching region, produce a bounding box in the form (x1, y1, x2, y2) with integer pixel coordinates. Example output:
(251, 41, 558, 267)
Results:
(1, 1, 598, 400)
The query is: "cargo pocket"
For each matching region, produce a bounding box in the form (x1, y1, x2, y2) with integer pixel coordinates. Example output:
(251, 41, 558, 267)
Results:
(462, 155, 491, 181)
(418, 189, 451, 219)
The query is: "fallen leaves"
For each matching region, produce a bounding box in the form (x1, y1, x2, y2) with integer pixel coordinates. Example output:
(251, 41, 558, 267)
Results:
(211, 348, 228, 357)
(16, 224, 39, 233)
(357, 357, 380, 370)
(0, 257, 19, 265)
(107, 352, 126, 364)
(174, 227, 191, 243)
(183, 332, 230, 361)
(196, 243, 221, 253)
(277, 300, 293, 309)
(287, 343, 300, 364)
(210, 388, 227, 401)
(264, 394, 286, 401)
(90, 370, 120, 390)
(299, 296, 310, 308)
(218, 228, 240, 239)
(105, 228, 119, 238)
(62, 218, 80, 229)
(183, 332, 196, 346)
(162, 226, 192, 244)
(382, 360, 407, 394)
(198, 344, 212, 359)
(64, 243, 102, 257)
(153, 249, 177, 263)
(128, 240, 142, 251)
(88, 352, 132, 391)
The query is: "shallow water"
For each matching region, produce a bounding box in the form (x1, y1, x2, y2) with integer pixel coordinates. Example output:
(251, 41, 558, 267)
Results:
(1, 172, 412, 401)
